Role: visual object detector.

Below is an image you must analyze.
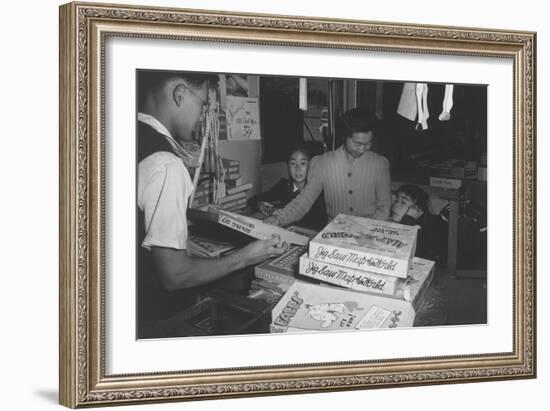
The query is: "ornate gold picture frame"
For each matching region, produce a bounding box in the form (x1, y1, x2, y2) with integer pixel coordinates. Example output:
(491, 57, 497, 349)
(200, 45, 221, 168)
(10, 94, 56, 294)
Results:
(59, 1, 536, 408)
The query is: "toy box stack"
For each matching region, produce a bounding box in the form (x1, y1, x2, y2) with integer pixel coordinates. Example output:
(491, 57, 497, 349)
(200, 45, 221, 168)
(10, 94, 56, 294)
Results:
(306, 214, 419, 278)
(268, 214, 437, 332)
(248, 226, 319, 308)
(270, 281, 416, 332)
(191, 157, 253, 213)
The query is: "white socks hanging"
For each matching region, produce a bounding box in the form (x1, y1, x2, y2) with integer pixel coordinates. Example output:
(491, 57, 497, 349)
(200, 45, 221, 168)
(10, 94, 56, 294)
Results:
(438, 84, 454, 121)
(375, 81, 384, 120)
(299, 78, 308, 111)
(416, 83, 429, 130)
(398, 82, 454, 129)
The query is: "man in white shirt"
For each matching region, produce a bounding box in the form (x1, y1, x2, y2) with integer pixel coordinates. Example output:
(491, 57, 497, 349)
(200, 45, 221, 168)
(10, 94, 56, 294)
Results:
(137, 71, 287, 330)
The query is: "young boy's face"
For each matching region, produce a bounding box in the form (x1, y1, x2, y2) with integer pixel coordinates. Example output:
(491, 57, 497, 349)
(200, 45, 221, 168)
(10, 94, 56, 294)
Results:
(288, 151, 309, 184)
(391, 192, 416, 219)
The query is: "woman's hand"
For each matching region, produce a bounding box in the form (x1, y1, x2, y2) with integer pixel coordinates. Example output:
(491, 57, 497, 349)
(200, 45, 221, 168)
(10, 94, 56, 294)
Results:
(257, 201, 275, 216)
(263, 214, 282, 226)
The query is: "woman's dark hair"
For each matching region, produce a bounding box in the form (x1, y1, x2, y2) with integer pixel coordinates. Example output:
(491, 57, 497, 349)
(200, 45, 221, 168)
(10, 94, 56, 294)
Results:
(396, 184, 429, 214)
(341, 108, 379, 137)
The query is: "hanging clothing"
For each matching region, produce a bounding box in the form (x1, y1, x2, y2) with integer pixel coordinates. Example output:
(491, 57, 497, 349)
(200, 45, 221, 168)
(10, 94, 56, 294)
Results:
(438, 84, 454, 121)
(397, 83, 455, 129)
(397, 82, 418, 122)
(416, 83, 429, 130)
(375, 81, 384, 120)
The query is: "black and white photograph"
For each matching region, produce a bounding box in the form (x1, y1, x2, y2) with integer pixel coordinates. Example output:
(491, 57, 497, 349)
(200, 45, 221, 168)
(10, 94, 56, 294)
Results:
(53, 1, 536, 408)
(136, 70, 488, 339)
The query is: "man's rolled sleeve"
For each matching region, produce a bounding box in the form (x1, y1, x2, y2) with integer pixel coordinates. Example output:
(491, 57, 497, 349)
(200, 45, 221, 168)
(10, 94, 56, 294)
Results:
(138, 153, 192, 250)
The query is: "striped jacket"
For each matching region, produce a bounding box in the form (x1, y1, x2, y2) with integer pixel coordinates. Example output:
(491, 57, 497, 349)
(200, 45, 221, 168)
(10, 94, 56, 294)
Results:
(276, 146, 391, 225)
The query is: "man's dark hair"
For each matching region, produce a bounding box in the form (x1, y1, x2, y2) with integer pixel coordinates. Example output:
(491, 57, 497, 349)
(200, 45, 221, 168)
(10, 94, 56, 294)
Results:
(396, 184, 429, 214)
(341, 108, 379, 137)
(137, 70, 218, 108)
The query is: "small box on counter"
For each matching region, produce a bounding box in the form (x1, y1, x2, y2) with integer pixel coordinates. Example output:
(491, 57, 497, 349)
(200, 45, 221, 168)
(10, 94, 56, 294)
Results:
(299, 253, 400, 296)
(299, 255, 435, 312)
(477, 166, 487, 181)
(216, 209, 310, 246)
(308, 214, 418, 279)
(270, 281, 415, 333)
(254, 245, 307, 288)
(429, 176, 463, 189)
(394, 257, 435, 312)
(187, 234, 237, 258)
(430, 159, 478, 180)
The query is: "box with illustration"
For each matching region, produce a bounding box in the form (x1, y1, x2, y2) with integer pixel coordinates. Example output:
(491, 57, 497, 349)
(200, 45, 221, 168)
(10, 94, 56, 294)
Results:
(271, 281, 415, 333)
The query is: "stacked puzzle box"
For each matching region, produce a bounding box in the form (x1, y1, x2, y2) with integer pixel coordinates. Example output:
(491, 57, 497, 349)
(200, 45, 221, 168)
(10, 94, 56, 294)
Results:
(268, 214, 436, 332)
(306, 214, 419, 278)
(191, 157, 253, 213)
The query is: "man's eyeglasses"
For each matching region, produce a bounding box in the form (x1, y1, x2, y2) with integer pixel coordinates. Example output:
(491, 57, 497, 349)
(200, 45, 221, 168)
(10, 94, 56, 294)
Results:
(181, 82, 209, 110)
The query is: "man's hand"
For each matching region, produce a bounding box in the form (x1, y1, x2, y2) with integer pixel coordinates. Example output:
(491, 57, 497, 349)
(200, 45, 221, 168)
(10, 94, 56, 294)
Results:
(151, 234, 288, 291)
(240, 234, 288, 266)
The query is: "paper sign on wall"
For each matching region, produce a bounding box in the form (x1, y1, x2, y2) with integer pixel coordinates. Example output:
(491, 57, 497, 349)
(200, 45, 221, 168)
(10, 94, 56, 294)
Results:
(226, 96, 261, 140)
